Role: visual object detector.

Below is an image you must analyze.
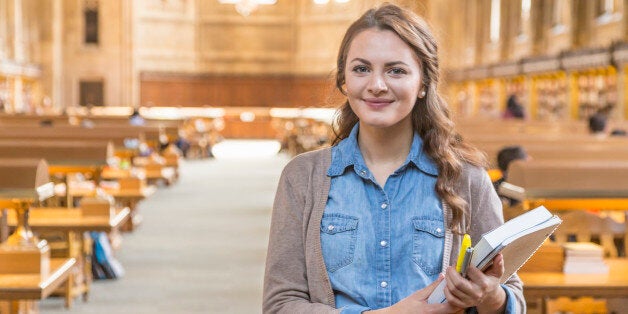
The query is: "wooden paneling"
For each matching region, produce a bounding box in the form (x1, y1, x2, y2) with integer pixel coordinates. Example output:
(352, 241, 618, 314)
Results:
(221, 119, 275, 139)
(139, 72, 344, 108)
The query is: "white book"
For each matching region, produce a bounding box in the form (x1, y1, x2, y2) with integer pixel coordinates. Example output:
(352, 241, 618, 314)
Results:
(428, 206, 562, 304)
(563, 261, 609, 274)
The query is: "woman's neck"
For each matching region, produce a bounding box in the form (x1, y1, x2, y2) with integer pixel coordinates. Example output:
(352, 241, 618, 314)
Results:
(358, 121, 414, 186)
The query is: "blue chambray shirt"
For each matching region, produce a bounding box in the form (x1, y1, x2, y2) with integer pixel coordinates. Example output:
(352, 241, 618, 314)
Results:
(323, 124, 517, 313)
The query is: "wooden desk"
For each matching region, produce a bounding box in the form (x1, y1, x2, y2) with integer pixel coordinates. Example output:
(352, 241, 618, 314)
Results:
(6, 207, 131, 233)
(519, 259, 628, 312)
(0, 258, 76, 299)
(105, 187, 156, 231)
(68, 186, 154, 231)
(141, 166, 176, 186)
(6, 208, 130, 304)
(0, 258, 76, 313)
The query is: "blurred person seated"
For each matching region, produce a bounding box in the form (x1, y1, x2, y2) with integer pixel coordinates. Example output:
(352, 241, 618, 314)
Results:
(175, 135, 191, 158)
(503, 94, 526, 120)
(610, 128, 627, 137)
(588, 112, 608, 136)
(129, 108, 145, 126)
(494, 145, 529, 207)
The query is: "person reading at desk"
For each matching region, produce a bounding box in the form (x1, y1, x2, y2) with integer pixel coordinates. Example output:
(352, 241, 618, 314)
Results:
(263, 3, 525, 313)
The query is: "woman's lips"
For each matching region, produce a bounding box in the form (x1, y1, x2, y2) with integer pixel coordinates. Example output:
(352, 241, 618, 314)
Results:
(363, 98, 394, 109)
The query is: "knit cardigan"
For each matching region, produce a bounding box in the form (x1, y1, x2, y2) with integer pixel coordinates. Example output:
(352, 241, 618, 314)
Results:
(263, 148, 525, 313)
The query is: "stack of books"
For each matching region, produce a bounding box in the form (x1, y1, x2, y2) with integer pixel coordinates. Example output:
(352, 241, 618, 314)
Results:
(562, 242, 609, 274)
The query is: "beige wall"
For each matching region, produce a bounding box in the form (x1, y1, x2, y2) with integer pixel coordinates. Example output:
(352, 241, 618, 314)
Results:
(2, 0, 628, 110)
(61, 0, 132, 108)
(134, 0, 426, 76)
(443, 0, 628, 69)
(1, 0, 433, 109)
(131, 0, 427, 106)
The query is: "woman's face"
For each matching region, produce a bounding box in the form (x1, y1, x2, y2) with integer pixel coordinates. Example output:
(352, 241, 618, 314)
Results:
(344, 28, 424, 130)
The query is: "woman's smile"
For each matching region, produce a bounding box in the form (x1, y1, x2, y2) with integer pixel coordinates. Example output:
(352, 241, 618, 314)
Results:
(363, 97, 394, 109)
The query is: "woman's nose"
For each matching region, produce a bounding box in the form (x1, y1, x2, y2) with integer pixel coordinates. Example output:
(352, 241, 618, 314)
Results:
(367, 74, 388, 94)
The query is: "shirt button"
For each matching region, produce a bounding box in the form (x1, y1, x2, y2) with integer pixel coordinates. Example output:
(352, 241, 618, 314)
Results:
(436, 228, 442, 233)
(381, 203, 388, 209)
(380, 281, 388, 288)
(360, 170, 367, 176)
(380, 240, 387, 247)
(327, 225, 334, 231)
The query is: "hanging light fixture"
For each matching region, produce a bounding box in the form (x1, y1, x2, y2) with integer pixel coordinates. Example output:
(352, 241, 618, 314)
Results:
(218, 0, 277, 17)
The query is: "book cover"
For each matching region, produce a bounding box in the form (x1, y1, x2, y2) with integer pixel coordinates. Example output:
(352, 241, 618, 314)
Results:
(427, 206, 562, 304)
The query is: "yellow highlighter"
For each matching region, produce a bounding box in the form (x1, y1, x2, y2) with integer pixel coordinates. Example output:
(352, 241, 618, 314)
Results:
(456, 234, 472, 273)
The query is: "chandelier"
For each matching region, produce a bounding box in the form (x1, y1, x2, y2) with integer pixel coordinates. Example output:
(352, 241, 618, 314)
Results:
(218, 0, 277, 17)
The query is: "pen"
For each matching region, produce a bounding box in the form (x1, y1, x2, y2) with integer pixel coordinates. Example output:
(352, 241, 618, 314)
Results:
(456, 234, 472, 273)
(460, 246, 474, 278)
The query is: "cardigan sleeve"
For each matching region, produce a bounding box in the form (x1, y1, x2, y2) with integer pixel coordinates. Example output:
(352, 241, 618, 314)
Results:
(262, 160, 340, 314)
(466, 167, 526, 313)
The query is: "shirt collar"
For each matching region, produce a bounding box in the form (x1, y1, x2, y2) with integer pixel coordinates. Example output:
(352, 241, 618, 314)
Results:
(327, 124, 438, 177)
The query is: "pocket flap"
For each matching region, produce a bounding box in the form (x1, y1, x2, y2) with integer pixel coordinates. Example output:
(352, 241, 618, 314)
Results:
(321, 215, 358, 234)
(412, 219, 445, 237)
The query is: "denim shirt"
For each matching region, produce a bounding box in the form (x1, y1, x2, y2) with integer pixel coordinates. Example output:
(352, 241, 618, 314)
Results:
(323, 125, 444, 313)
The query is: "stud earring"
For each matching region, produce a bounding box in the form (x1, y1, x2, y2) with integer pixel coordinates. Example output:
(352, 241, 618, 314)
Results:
(419, 90, 426, 98)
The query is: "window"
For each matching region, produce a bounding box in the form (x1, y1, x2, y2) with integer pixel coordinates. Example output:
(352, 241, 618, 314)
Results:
(489, 0, 501, 43)
(84, 0, 99, 45)
(517, 0, 531, 39)
(551, 0, 570, 34)
(596, 0, 622, 23)
(80, 80, 104, 107)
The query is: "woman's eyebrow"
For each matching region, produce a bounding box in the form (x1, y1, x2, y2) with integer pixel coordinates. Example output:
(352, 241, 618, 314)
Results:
(349, 58, 409, 67)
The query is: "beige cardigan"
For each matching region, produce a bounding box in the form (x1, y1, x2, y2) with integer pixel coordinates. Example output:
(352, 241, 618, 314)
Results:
(263, 148, 525, 313)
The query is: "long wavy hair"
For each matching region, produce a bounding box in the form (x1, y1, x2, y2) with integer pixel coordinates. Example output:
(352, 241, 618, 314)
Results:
(332, 4, 487, 233)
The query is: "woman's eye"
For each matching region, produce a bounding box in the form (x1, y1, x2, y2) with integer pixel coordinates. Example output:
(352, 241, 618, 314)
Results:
(352, 66, 369, 73)
(389, 68, 407, 75)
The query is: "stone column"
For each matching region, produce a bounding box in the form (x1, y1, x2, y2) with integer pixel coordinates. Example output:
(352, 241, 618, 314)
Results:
(52, 0, 63, 110)
(0, 0, 7, 59)
(120, 0, 133, 107)
(12, 0, 23, 62)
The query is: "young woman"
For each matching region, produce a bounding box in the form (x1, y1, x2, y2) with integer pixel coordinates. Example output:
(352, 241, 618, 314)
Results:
(263, 4, 525, 313)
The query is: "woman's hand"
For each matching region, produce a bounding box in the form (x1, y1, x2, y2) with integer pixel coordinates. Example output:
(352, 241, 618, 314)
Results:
(366, 274, 462, 314)
(443, 253, 507, 313)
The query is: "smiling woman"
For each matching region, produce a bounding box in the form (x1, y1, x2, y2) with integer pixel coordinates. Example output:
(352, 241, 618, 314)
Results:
(263, 3, 526, 314)
(343, 28, 424, 133)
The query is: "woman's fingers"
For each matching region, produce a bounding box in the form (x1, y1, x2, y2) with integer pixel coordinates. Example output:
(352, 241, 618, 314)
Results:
(444, 267, 480, 308)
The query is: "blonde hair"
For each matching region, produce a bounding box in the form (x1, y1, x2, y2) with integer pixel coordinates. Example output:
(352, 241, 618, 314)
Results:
(332, 3, 487, 233)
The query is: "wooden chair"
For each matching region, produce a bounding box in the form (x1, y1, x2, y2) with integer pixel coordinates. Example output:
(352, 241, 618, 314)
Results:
(0, 208, 7, 243)
(553, 210, 626, 258)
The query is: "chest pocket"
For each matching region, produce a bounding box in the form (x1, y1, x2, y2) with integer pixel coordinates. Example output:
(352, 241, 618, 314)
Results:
(320, 214, 359, 273)
(411, 218, 445, 275)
